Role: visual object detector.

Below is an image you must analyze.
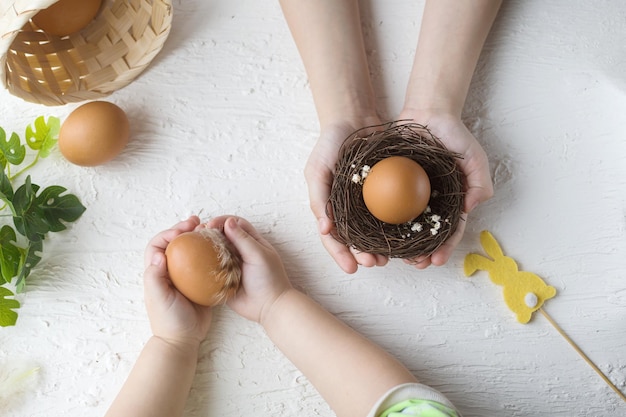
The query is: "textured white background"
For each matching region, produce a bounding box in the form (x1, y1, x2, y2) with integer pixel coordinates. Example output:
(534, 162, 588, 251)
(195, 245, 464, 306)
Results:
(1, 1, 625, 416)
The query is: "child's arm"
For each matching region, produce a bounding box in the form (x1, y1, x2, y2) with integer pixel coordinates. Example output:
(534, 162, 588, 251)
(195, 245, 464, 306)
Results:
(399, 0, 501, 268)
(104, 216, 212, 417)
(262, 289, 417, 417)
(278, 0, 385, 274)
(214, 216, 417, 417)
(103, 336, 201, 417)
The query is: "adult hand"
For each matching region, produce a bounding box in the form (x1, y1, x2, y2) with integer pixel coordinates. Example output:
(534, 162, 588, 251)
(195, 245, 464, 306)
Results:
(305, 121, 389, 274)
(398, 111, 493, 269)
(279, 0, 385, 273)
(397, 0, 500, 268)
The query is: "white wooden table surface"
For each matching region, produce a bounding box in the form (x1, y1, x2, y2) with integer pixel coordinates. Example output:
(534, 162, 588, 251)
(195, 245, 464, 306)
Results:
(1, 1, 625, 416)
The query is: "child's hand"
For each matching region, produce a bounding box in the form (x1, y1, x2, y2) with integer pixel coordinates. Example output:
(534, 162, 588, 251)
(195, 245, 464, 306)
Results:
(305, 121, 388, 274)
(397, 110, 494, 269)
(143, 216, 213, 348)
(203, 216, 292, 324)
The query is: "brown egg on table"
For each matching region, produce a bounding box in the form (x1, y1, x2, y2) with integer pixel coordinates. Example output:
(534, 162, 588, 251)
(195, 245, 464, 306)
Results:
(32, 0, 102, 37)
(165, 228, 242, 307)
(58, 101, 130, 167)
(362, 156, 431, 224)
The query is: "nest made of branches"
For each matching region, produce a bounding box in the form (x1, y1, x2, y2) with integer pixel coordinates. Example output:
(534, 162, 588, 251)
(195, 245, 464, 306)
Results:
(328, 121, 465, 259)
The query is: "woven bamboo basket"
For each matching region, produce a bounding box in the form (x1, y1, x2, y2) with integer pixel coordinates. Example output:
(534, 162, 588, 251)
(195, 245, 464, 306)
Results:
(0, 0, 173, 105)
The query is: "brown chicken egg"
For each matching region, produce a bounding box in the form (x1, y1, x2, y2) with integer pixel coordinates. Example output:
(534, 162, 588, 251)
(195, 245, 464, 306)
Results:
(32, 0, 102, 37)
(165, 228, 242, 307)
(362, 156, 431, 224)
(58, 101, 130, 167)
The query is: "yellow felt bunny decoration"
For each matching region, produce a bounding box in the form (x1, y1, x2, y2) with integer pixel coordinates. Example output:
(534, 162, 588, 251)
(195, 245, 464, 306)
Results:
(464, 231, 626, 402)
(464, 230, 556, 324)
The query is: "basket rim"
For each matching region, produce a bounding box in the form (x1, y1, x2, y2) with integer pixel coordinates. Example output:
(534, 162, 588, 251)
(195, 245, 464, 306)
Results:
(0, 0, 59, 89)
(1, 0, 174, 105)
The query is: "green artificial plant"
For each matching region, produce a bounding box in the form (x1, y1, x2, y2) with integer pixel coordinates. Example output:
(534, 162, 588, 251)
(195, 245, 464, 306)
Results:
(0, 116, 86, 326)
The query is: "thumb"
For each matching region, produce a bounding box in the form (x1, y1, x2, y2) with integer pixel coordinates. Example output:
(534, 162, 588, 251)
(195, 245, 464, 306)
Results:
(461, 148, 493, 213)
(464, 178, 494, 213)
(308, 180, 333, 236)
(144, 252, 171, 302)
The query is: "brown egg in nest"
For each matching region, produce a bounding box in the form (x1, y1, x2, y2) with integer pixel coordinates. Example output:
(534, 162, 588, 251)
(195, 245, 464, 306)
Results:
(165, 228, 242, 307)
(58, 101, 130, 167)
(32, 0, 102, 37)
(328, 121, 465, 259)
(362, 156, 431, 224)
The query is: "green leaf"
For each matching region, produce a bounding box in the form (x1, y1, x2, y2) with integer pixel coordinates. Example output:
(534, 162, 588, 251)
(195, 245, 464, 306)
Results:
(0, 127, 4, 169)
(0, 127, 7, 170)
(0, 225, 20, 285)
(0, 128, 26, 166)
(0, 169, 15, 210)
(0, 286, 19, 327)
(12, 176, 47, 241)
(36, 185, 86, 232)
(13, 175, 37, 211)
(25, 116, 60, 157)
(15, 240, 43, 293)
(12, 177, 86, 241)
(14, 208, 48, 242)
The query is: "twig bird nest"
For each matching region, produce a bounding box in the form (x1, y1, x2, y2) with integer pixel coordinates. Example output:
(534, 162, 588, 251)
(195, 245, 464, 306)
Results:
(328, 121, 465, 259)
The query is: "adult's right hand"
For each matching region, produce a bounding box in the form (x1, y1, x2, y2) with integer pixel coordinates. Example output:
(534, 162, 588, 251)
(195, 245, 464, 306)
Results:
(305, 121, 388, 274)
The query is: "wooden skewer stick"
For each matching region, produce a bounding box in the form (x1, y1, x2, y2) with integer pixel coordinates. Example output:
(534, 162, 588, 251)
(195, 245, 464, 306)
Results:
(539, 308, 626, 402)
